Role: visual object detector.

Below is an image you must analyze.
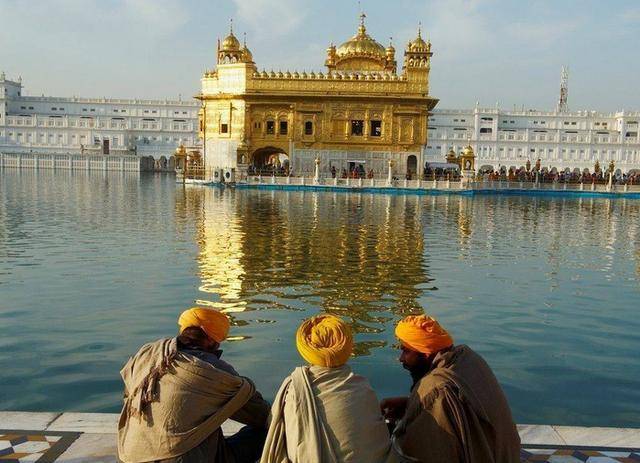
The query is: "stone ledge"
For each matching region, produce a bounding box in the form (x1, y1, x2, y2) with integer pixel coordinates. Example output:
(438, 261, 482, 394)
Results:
(0, 411, 62, 431)
(1, 412, 639, 454)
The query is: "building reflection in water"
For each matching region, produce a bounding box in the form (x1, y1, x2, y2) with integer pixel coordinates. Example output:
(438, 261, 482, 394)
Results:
(175, 188, 640, 358)
(175, 187, 436, 355)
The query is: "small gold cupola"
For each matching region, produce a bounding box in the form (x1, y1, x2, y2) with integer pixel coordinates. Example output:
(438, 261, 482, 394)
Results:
(403, 23, 433, 90)
(240, 33, 254, 63)
(217, 19, 243, 64)
(384, 37, 397, 73)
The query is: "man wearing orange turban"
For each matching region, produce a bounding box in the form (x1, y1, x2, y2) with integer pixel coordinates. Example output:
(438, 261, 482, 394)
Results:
(383, 314, 521, 463)
(118, 307, 270, 463)
(260, 314, 394, 463)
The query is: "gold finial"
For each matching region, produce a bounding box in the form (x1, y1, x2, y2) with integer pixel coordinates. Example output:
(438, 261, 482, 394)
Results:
(358, 3, 367, 35)
(243, 32, 247, 46)
(229, 18, 233, 34)
(417, 21, 422, 38)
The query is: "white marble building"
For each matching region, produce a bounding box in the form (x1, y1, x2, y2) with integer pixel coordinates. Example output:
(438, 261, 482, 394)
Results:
(0, 73, 199, 159)
(4, 72, 640, 174)
(425, 106, 640, 174)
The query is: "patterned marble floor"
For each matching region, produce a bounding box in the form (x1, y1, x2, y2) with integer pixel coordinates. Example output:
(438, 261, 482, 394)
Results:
(521, 445, 640, 462)
(1, 428, 639, 462)
(0, 431, 79, 463)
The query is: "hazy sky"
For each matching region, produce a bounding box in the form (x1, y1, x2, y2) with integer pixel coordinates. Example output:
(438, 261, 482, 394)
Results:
(1, 0, 638, 111)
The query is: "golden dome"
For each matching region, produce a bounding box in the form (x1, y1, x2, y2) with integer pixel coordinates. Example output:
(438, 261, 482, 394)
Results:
(462, 145, 474, 156)
(221, 32, 240, 51)
(407, 25, 429, 52)
(335, 14, 385, 62)
(241, 45, 253, 62)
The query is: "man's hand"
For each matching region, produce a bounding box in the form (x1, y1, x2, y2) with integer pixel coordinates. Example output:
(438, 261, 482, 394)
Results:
(380, 396, 408, 422)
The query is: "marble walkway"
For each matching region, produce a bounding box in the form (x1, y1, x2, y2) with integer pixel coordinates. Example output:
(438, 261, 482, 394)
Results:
(1, 411, 639, 462)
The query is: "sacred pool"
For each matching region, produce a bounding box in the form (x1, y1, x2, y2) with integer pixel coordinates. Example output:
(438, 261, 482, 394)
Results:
(1, 169, 639, 428)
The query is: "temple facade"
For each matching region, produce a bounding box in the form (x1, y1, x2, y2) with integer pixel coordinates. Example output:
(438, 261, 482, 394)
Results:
(196, 15, 438, 182)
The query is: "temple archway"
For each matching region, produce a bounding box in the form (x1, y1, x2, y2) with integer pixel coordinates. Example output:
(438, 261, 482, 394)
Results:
(407, 155, 417, 177)
(251, 146, 289, 173)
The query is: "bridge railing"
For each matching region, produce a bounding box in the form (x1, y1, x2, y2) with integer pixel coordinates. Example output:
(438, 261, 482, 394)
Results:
(244, 175, 640, 193)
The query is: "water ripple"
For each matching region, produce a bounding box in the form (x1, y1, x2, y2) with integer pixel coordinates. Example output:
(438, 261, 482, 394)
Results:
(1, 171, 639, 426)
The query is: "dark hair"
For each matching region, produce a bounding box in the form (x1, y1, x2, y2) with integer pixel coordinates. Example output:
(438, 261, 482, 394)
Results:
(177, 326, 212, 350)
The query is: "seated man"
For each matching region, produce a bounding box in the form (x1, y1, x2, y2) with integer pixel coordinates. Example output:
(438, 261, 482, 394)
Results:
(383, 315, 520, 463)
(118, 307, 270, 463)
(260, 314, 395, 463)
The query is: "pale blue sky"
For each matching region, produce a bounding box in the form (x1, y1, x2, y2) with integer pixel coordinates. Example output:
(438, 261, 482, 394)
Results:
(1, 0, 638, 111)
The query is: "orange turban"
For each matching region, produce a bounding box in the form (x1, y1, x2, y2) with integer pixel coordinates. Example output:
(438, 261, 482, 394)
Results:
(178, 307, 230, 343)
(395, 315, 453, 355)
(296, 314, 353, 367)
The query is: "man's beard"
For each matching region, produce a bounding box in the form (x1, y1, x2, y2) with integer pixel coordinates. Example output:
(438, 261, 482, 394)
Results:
(403, 360, 431, 385)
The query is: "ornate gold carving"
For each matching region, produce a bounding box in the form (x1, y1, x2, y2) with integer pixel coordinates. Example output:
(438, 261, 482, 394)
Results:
(198, 16, 438, 158)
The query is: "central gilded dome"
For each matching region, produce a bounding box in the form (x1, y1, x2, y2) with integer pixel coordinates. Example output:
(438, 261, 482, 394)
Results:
(332, 14, 388, 72)
(336, 27, 385, 59)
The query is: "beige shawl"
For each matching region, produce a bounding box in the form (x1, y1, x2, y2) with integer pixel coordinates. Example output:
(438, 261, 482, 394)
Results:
(260, 365, 396, 463)
(392, 345, 521, 463)
(117, 338, 254, 463)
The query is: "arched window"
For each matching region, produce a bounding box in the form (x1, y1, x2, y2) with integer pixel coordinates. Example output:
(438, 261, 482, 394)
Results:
(266, 120, 275, 135)
(304, 121, 313, 135)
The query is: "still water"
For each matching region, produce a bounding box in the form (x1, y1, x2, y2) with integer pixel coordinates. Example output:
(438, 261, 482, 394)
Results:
(1, 170, 639, 427)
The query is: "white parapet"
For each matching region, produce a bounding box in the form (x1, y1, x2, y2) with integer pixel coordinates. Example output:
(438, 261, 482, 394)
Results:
(0, 152, 142, 172)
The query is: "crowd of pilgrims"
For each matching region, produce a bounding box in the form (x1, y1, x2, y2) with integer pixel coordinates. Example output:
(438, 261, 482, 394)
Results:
(118, 308, 522, 463)
(480, 168, 639, 185)
(248, 163, 639, 185)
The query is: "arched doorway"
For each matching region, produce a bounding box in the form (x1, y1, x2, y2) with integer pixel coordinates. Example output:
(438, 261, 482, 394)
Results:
(251, 146, 289, 175)
(407, 155, 417, 178)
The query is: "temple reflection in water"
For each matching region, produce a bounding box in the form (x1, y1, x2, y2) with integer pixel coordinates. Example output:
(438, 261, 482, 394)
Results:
(175, 186, 640, 357)
(175, 187, 441, 354)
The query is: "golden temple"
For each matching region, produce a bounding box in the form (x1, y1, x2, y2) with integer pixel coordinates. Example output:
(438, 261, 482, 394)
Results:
(196, 13, 438, 181)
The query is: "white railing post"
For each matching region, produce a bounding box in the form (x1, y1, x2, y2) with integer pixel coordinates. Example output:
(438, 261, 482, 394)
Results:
(313, 158, 320, 185)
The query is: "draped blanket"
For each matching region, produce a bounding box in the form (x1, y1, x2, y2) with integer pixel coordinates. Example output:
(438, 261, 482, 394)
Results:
(118, 338, 255, 463)
(260, 365, 395, 463)
(392, 345, 521, 463)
